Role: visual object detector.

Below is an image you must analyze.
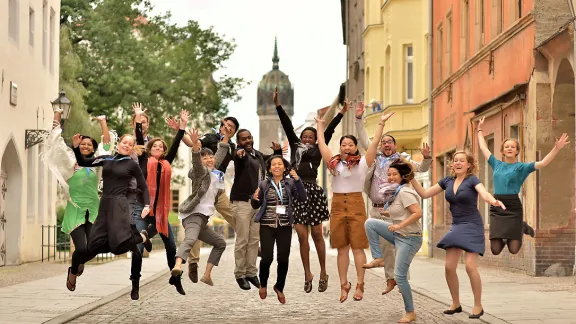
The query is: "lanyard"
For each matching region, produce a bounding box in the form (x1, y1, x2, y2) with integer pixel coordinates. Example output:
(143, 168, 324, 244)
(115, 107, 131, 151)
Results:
(378, 152, 399, 168)
(211, 170, 224, 182)
(271, 180, 284, 202)
(383, 184, 405, 210)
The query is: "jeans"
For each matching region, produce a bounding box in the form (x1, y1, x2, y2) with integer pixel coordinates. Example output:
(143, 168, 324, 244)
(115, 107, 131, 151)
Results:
(365, 218, 422, 312)
(130, 199, 177, 280)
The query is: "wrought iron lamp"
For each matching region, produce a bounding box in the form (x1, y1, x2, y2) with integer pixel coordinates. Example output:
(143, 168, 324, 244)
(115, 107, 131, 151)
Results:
(25, 90, 72, 149)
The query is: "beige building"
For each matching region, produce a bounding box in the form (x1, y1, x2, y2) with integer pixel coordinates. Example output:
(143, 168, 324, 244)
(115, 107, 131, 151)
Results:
(0, 0, 61, 265)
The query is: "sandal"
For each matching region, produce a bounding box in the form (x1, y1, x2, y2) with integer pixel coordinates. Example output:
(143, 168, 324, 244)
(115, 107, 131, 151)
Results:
(77, 264, 85, 277)
(353, 282, 364, 301)
(339, 282, 352, 303)
(318, 274, 329, 292)
(66, 267, 76, 292)
(362, 258, 385, 269)
(273, 285, 286, 304)
(304, 276, 313, 293)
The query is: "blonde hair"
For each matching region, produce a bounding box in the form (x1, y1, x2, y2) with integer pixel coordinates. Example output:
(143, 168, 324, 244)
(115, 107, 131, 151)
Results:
(500, 138, 520, 156)
(449, 150, 477, 177)
(119, 134, 145, 156)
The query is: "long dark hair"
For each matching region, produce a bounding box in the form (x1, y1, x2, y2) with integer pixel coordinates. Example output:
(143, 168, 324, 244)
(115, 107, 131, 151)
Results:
(80, 135, 99, 158)
(339, 135, 360, 155)
(265, 155, 290, 178)
(388, 158, 415, 185)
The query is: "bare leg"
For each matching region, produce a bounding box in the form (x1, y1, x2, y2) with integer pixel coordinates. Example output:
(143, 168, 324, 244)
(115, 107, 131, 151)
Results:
(352, 248, 367, 300)
(337, 246, 351, 301)
(295, 224, 313, 282)
(445, 248, 463, 310)
(200, 263, 215, 286)
(464, 252, 483, 314)
(173, 257, 183, 271)
(310, 224, 327, 279)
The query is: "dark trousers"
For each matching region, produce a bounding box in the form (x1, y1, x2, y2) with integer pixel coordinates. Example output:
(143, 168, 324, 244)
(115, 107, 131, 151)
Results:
(69, 210, 93, 275)
(259, 225, 292, 292)
(129, 198, 176, 280)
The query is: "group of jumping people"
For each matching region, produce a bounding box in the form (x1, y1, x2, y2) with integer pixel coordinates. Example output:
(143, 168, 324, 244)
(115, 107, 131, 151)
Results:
(42, 85, 569, 323)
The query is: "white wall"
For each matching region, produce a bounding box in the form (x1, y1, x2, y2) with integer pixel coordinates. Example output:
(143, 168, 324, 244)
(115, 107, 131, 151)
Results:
(0, 0, 60, 264)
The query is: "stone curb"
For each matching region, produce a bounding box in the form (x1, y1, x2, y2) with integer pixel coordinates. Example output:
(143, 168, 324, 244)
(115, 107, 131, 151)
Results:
(363, 266, 510, 324)
(45, 239, 237, 324)
(44, 268, 168, 324)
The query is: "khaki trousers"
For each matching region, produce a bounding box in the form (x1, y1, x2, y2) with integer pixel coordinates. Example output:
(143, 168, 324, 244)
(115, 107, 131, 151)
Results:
(230, 200, 259, 279)
(188, 191, 235, 263)
(369, 206, 409, 281)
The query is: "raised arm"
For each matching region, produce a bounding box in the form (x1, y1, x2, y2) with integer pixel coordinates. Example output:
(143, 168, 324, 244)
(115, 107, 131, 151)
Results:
(535, 133, 569, 169)
(354, 101, 370, 151)
(187, 128, 209, 181)
(165, 110, 188, 164)
(366, 111, 394, 168)
(273, 87, 300, 145)
(475, 183, 506, 210)
(214, 123, 233, 169)
(410, 179, 444, 199)
(476, 117, 492, 159)
(315, 117, 334, 162)
(72, 134, 104, 167)
(323, 96, 348, 144)
(93, 115, 111, 145)
(412, 143, 432, 172)
(133, 103, 146, 146)
(262, 141, 284, 161)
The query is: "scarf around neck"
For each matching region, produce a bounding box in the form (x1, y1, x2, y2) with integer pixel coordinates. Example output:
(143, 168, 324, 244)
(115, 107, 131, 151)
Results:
(294, 142, 314, 169)
(327, 153, 362, 176)
(147, 156, 172, 237)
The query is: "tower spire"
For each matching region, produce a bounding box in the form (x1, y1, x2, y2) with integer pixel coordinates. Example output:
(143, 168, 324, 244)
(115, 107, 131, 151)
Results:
(272, 36, 279, 70)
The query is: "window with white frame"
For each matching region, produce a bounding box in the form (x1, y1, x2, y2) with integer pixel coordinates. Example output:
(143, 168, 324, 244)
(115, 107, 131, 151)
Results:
(9, 0, 20, 43)
(405, 45, 414, 103)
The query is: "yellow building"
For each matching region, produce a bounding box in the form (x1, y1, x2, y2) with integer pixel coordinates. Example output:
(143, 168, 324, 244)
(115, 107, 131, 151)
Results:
(363, 0, 431, 256)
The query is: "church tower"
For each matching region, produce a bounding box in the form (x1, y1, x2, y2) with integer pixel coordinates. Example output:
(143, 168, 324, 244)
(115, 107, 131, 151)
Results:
(257, 37, 294, 153)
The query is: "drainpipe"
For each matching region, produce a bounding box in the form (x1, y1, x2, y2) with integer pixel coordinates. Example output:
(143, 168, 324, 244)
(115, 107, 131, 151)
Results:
(572, 5, 576, 277)
(427, 0, 434, 258)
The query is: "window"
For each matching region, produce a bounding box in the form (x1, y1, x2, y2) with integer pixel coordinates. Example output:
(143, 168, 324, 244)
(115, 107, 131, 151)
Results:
(437, 24, 443, 84)
(478, 135, 494, 223)
(461, 0, 469, 62)
(49, 8, 55, 74)
(405, 45, 414, 103)
(379, 66, 384, 104)
(447, 12, 453, 75)
(476, 0, 485, 49)
(385, 46, 391, 106)
(517, 0, 522, 19)
(43, 1, 48, 66)
(29, 7, 35, 47)
(9, 0, 20, 43)
(171, 190, 180, 212)
(496, 0, 503, 34)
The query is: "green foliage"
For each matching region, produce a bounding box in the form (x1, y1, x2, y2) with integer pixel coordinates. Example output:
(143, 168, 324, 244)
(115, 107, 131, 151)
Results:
(56, 205, 66, 225)
(168, 211, 180, 226)
(61, 0, 245, 142)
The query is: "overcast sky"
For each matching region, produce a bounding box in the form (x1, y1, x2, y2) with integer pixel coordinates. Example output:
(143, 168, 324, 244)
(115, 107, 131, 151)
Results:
(149, 0, 346, 150)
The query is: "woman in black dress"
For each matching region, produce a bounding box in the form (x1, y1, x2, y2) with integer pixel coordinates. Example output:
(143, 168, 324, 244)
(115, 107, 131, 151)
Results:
(411, 151, 504, 319)
(273, 86, 347, 293)
(71, 133, 152, 286)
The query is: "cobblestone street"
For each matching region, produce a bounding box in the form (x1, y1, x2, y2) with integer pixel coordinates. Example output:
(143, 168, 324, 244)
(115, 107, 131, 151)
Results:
(70, 239, 480, 324)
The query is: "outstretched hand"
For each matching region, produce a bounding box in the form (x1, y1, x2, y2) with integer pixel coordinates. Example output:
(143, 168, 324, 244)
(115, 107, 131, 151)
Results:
(289, 169, 299, 180)
(273, 86, 280, 106)
(72, 134, 82, 148)
(555, 133, 570, 150)
(165, 116, 179, 131)
(378, 111, 395, 126)
(354, 100, 364, 118)
(340, 99, 351, 114)
(221, 120, 233, 139)
(186, 128, 200, 147)
(478, 116, 485, 129)
(91, 115, 107, 122)
(270, 142, 281, 151)
(132, 102, 146, 116)
(420, 143, 431, 159)
(179, 109, 189, 128)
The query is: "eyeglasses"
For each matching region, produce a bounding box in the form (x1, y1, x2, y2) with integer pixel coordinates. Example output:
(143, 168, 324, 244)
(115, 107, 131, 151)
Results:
(381, 140, 394, 145)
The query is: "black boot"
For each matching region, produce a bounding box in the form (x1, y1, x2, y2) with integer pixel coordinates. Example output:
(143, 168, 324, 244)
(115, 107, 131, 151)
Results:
(523, 221, 535, 238)
(246, 276, 261, 288)
(169, 274, 186, 295)
(141, 230, 153, 252)
(131, 279, 140, 300)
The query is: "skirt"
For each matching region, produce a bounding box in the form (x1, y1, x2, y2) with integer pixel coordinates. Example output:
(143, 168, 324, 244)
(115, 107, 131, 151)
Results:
(489, 194, 523, 241)
(293, 181, 330, 226)
(330, 192, 368, 249)
(437, 221, 485, 256)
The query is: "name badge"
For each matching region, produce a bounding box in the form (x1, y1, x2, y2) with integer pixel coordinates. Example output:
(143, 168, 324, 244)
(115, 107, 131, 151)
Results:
(276, 205, 286, 215)
(340, 168, 351, 178)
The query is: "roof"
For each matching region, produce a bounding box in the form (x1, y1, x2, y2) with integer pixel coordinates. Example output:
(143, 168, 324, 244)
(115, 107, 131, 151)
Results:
(258, 37, 292, 90)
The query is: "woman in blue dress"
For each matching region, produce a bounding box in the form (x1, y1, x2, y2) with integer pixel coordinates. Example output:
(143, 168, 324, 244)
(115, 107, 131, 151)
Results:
(477, 117, 570, 255)
(411, 151, 504, 320)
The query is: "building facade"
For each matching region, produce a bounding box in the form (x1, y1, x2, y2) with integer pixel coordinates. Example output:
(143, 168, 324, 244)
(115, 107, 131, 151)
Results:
(362, 0, 431, 256)
(257, 38, 294, 154)
(0, 0, 60, 265)
(432, 0, 575, 276)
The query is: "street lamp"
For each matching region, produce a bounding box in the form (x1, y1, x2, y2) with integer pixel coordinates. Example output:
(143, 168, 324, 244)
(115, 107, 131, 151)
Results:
(25, 90, 72, 149)
(51, 90, 72, 120)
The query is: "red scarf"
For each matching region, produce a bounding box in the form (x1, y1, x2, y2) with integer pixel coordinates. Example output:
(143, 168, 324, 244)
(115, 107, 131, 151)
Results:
(147, 157, 172, 237)
(327, 153, 362, 176)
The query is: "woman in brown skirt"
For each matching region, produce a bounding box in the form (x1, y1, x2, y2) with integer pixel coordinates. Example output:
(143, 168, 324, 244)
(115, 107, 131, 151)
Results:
(315, 109, 394, 302)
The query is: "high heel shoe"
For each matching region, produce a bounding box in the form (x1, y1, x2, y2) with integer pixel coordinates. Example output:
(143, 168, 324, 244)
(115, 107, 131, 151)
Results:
(469, 309, 484, 319)
(339, 282, 351, 302)
(443, 305, 462, 315)
(352, 282, 364, 301)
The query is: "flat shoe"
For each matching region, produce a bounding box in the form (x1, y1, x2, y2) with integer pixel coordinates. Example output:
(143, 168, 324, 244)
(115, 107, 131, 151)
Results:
(273, 285, 286, 304)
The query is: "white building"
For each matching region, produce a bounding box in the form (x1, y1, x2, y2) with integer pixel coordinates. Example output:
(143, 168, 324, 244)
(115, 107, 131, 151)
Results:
(0, 0, 60, 265)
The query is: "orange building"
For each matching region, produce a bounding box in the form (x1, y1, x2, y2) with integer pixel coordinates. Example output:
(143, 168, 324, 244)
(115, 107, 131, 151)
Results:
(432, 0, 575, 275)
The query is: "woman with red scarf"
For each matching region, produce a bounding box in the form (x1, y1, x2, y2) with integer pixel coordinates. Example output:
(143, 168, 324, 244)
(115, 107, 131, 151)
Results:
(315, 108, 394, 302)
(129, 106, 188, 300)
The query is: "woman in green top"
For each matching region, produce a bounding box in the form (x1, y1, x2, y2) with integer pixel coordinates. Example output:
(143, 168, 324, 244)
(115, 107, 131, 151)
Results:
(477, 117, 569, 255)
(41, 110, 113, 291)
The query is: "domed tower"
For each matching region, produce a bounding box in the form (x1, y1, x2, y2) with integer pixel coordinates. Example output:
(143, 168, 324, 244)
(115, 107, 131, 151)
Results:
(257, 37, 294, 152)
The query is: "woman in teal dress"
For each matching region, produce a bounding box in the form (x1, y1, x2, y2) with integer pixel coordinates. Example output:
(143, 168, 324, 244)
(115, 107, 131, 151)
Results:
(41, 110, 114, 291)
(477, 117, 570, 255)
